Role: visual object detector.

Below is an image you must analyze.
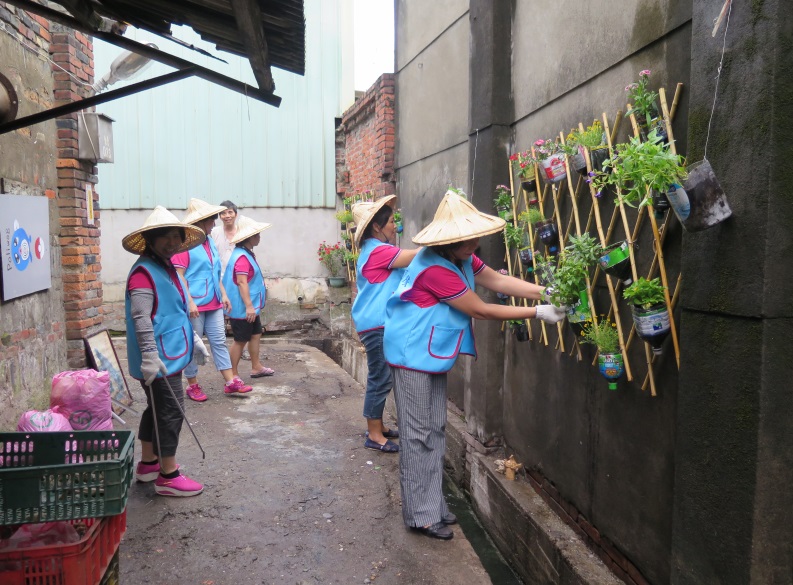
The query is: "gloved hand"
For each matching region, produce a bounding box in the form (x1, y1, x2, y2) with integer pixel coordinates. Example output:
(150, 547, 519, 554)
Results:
(193, 332, 209, 366)
(140, 351, 168, 385)
(535, 304, 567, 324)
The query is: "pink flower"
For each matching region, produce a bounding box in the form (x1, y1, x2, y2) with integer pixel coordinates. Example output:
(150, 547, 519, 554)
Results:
(640, 69, 651, 76)
(534, 139, 546, 146)
(625, 83, 638, 92)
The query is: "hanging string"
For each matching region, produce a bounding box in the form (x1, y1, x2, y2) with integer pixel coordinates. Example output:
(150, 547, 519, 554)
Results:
(470, 127, 479, 203)
(703, 0, 733, 161)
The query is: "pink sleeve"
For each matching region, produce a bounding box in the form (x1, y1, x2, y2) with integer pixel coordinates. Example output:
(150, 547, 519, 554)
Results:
(171, 251, 190, 269)
(232, 255, 254, 285)
(128, 267, 154, 291)
(361, 246, 401, 284)
(471, 254, 486, 275)
(420, 266, 469, 300)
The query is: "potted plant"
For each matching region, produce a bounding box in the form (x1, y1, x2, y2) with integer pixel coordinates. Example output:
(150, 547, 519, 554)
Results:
(580, 319, 624, 390)
(533, 138, 567, 184)
(317, 241, 347, 287)
(624, 69, 667, 143)
(567, 121, 608, 175)
(598, 240, 633, 285)
(623, 277, 670, 355)
(335, 209, 354, 228)
(509, 150, 537, 194)
(508, 319, 529, 342)
(593, 129, 687, 209)
(340, 230, 352, 250)
(536, 234, 602, 335)
(525, 208, 559, 255)
(393, 208, 403, 233)
(343, 249, 359, 270)
(504, 222, 524, 251)
(493, 185, 514, 221)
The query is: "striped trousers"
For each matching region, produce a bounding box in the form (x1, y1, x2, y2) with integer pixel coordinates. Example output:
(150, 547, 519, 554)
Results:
(393, 367, 450, 528)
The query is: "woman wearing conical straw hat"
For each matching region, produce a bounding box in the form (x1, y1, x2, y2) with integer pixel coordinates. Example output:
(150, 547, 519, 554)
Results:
(221, 215, 275, 382)
(383, 190, 567, 539)
(123, 206, 206, 497)
(172, 198, 253, 401)
(351, 195, 422, 453)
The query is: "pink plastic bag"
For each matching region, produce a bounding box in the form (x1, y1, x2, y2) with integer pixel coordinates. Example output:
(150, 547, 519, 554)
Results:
(50, 369, 113, 431)
(0, 521, 81, 551)
(17, 407, 73, 432)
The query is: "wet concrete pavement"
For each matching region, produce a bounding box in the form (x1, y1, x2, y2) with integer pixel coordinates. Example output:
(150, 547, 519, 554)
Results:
(116, 339, 493, 585)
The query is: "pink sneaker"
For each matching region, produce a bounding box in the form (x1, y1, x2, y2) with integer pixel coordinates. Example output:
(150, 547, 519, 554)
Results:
(224, 377, 252, 394)
(186, 383, 208, 402)
(154, 473, 203, 497)
(136, 461, 160, 482)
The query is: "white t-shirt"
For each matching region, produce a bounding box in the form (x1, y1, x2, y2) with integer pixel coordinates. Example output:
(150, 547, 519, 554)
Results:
(211, 214, 244, 275)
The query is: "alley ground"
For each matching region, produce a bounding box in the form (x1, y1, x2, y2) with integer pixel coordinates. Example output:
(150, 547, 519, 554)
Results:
(115, 337, 494, 585)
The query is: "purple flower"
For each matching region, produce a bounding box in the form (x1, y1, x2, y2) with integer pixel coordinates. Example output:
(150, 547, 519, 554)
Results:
(595, 190, 603, 198)
(588, 171, 596, 177)
(585, 179, 591, 184)
(625, 83, 638, 92)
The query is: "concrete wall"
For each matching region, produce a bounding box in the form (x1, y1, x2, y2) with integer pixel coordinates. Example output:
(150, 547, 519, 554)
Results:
(0, 10, 66, 430)
(394, 1, 700, 584)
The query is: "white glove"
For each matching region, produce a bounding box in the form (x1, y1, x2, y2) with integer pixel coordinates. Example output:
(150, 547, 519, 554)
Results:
(141, 351, 168, 385)
(193, 332, 209, 366)
(535, 304, 567, 324)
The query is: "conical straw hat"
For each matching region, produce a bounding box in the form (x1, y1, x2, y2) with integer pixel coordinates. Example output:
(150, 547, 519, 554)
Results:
(122, 205, 206, 255)
(230, 215, 273, 244)
(412, 191, 506, 246)
(352, 195, 396, 246)
(182, 198, 228, 225)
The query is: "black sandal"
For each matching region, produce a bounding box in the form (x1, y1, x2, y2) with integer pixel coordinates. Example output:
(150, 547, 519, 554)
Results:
(364, 438, 399, 453)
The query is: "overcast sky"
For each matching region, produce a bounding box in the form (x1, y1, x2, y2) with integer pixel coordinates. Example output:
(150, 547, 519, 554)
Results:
(353, 0, 394, 91)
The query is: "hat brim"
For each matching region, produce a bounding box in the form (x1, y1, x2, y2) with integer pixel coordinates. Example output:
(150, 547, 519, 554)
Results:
(183, 203, 228, 226)
(353, 195, 396, 246)
(412, 214, 506, 246)
(230, 222, 273, 244)
(122, 223, 206, 255)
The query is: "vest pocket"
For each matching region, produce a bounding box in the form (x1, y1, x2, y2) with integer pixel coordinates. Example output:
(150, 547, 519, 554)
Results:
(192, 278, 209, 299)
(428, 326, 464, 359)
(159, 326, 189, 360)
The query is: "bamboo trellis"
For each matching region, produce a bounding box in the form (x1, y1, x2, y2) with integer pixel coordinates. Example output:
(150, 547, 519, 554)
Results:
(501, 83, 685, 396)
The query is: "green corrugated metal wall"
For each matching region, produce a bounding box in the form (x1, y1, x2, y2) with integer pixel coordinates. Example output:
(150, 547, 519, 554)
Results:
(94, 0, 350, 210)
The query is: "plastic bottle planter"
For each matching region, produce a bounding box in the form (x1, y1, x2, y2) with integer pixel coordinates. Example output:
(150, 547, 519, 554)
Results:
(589, 147, 610, 173)
(395, 221, 403, 234)
(566, 290, 592, 336)
(631, 303, 671, 355)
(345, 240, 352, 251)
(496, 205, 514, 222)
(533, 220, 560, 255)
(652, 189, 670, 219)
(496, 291, 509, 305)
(520, 178, 537, 195)
(519, 247, 532, 266)
(540, 154, 567, 184)
(571, 152, 587, 175)
(597, 352, 625, 390)
(598, 241, 633, 285)
(512, 322, 529, 342)
(680, 160, 732, 231)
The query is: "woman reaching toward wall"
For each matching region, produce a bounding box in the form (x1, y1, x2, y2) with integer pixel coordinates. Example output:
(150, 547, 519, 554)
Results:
(383, 190, 567, 539)
(350, 195, 421, 453)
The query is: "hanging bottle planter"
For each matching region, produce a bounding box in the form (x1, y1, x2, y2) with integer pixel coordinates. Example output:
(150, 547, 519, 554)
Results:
(589, 147, 611, 174)
(598, 241, 633, 285)
(534, 220, 560, 255)
(511, 321, 529, 342)
(631, 304, 670, 355)
(519, 247, 532, 266)
(680, 159, 732, 231)
(520, 177, 537, 195)
(651, 189, 670, 219)
(540, 154, 567, 184)
(566, 289, 591, 336)
(597, 353, 625, 390)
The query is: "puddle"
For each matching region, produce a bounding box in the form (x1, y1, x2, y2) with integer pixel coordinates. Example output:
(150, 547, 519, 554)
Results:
(445, 476, 523, 584)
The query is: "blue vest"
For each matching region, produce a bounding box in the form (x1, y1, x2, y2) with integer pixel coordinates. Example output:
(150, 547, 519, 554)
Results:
(351, 239, 405, 334)
(222, 247, 266, 319)
(184, 238, 222, 308)
(125, 256, 194, 380)
(383, 248, 477, 373)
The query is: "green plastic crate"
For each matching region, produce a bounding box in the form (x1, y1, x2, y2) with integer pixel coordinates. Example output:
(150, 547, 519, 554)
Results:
(0, 431, 133, 526)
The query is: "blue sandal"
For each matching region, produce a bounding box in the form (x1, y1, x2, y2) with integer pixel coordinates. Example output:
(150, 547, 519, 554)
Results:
(364, 438, 399, 453)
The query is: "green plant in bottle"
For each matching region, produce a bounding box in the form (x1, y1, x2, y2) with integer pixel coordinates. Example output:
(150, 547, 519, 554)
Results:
(622, 277, 665, 308)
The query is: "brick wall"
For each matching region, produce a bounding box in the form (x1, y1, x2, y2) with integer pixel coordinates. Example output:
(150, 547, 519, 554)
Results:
(336, 74, 395, 200)
(0, 4, 69, 428)
(49, 24, 102, 368)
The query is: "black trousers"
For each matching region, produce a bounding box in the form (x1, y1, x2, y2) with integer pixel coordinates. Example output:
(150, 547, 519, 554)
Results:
(138, 375, 184, 458)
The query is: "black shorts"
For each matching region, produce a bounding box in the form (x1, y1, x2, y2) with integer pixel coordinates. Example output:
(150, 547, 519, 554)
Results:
(230, 315, 263, 342)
